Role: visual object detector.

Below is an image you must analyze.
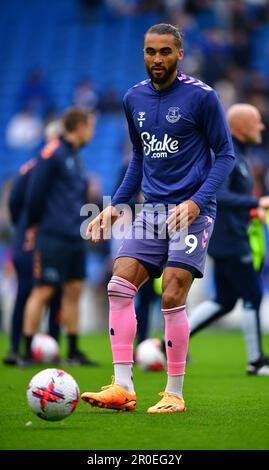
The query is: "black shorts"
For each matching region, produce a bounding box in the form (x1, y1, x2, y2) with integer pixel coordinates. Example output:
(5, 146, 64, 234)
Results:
(34, 233, 86, 286)
(213, 254, 262, 309)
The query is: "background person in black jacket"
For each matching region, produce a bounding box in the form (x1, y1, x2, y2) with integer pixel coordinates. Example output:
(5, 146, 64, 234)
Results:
(3, 158, 61, 365)
(189, 103, 269, 376)
(3, 120, 64, 365)
(21, 108, 97, 366)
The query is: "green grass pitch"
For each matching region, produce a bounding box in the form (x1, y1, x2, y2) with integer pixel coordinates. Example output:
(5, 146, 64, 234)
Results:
(0, 330, 269, 450)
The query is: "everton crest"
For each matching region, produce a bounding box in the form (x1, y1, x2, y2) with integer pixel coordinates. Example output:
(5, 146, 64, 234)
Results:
(166, 107, 181, 123)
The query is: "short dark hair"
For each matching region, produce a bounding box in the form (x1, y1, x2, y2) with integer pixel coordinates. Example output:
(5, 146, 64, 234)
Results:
(62, 107, 90, 132)
(145, 23, 184, 49)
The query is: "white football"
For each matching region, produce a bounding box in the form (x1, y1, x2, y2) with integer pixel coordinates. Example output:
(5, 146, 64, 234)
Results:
(31, 333, 59, 363)
(135, 338, 165, 371)
(27, 368, 80, 421)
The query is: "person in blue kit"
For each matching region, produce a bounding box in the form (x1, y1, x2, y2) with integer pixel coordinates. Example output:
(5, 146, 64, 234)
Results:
(189, 103, 269, 376)
(3, 158, 61, 365)
(81, 24, 235, 413)
(21, 107, 98, 366)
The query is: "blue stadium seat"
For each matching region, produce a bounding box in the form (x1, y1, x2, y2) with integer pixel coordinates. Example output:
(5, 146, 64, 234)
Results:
(0, 1, 161, 194)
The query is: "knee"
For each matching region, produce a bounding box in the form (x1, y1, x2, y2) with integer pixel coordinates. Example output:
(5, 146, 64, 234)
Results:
(64, 281, 83, 301)
(162, 276, 187, 309)
(215, 299, 236, 314)
(112, 258, 149, 289)
(31, 285, 55, 304)
(162, 292, 178, 309)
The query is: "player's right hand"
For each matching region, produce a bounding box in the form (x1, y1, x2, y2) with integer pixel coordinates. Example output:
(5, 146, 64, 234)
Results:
(259, 196, 269, 209)
(86, 205, 121, 242)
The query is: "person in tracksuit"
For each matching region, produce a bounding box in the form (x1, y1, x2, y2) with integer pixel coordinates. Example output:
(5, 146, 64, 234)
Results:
(3, 158, 61, 365)
(189, 103, 269, 376)
(81, 23, 236, 413)
(22, 107, 98, 366)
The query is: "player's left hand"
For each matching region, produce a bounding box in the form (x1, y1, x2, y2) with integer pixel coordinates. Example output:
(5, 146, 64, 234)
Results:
(166, 200, 200, 233)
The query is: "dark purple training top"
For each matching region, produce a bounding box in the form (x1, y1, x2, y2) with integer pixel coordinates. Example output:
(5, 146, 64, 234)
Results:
(112, 73, 235, 218)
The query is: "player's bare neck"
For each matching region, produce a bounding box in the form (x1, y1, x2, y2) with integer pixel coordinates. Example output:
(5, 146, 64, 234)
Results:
(152, 72, 178, 91)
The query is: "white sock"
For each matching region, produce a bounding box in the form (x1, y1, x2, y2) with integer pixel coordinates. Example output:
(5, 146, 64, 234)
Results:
(241, 305, 261, 363)
(114, 364, 134, 393)
(165, 375, 184, 398)
(189, 300, 222, 332)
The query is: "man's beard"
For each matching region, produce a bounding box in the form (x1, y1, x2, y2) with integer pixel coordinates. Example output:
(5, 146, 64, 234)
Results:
(146, 60, 178, 85)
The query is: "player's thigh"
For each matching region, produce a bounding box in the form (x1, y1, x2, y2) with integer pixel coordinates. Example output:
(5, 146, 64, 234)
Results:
(113, 257, 149, 289)
(167, 214, 215, 279)
(113, 208, 168, 288)
(63, 279, 84, 300)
